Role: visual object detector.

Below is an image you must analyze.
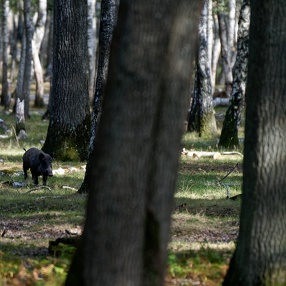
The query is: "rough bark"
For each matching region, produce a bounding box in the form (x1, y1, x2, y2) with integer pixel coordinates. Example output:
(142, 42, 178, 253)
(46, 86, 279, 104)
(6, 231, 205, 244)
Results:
(42, 0, 90, 161)
(32, 0, 47, 107)
(219, 0, 250, 148)
(65, 0, 201, 285)
(188, 0, 217, 137)
(1, 0, 10, 112)
(223, 0, 286, 284)
(78, 0, 119, 194)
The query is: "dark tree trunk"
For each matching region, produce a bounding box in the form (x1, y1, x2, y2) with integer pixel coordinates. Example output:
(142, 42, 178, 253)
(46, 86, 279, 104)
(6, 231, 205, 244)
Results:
(219, 0, 250, 149)
(78, 0, 119, 194)
(223, 0, 286, 284)
(188, 0, 217, 137)
(65, 0, 201, 285)
(42, 0, 90, 161)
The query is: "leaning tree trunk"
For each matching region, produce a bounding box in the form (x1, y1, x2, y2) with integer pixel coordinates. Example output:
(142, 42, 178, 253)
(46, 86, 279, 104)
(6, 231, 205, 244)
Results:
(65, 0, 201, 285)
(188, 0, 217, 137)
(1, 0, 10, 112)
(223, 0, 286, 284)
(219, 0, 250, 149)
(32, 0, 47, 107)
(78, 0, 119, 194)
(42, 0, 90, 161)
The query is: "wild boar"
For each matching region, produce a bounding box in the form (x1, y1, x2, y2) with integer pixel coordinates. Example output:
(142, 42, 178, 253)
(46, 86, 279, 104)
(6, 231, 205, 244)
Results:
(23, 148, 53, 185)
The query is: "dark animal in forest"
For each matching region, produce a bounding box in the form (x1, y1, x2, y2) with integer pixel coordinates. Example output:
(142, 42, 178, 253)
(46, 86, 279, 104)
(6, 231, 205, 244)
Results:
(23, 148, 53, 185)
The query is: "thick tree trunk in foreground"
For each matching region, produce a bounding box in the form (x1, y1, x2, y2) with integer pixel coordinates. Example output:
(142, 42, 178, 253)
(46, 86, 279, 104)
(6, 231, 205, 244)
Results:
(219, 0, 250, 148)
(66, 0, 201, 285)
(78, 0, 119, 194)
(223, 0, 286, 284)
(42, 0, 90, 161)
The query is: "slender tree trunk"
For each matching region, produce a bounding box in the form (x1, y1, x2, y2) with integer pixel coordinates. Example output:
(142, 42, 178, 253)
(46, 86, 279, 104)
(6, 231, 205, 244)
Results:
(211, 13, 221, 93)
(207, 0, 215, 91)
(228, 0, 236, 65)
(223, 0, 286, 284)
(87, 0, 97, 102)
(78, 0, 119, 194)
(23, 0, 33, 119)
(219, 0, 250, 148)
(66, 0, 201, 285)
(16, 0, 33, 139)
(217, 1, 233, 97)
(1, 0, 10, 112)
(42, 0, 90, 161)
(188, 0, 217, 137)
(32, 0, 47, 107)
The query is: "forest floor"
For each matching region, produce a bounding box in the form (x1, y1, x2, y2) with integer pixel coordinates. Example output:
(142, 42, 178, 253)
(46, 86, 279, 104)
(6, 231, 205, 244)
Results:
(0, 107, 243, 285)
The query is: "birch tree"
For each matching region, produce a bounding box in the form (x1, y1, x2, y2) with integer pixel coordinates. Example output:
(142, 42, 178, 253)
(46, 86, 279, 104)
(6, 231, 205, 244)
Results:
(78, 0, 119, 194)
(219, 0, 250, 148)
(188, 0, 217, 137)
(32, 0, 47, 107)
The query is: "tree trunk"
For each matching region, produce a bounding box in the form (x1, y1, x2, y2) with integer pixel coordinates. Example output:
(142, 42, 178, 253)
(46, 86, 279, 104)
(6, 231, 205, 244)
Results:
(1, 0, 10, 112)
(217, 1, 233, 97)
(219, 0, 250, 148)
(188, 0, 217, 137)
(65, 0, 201, 285)
(15, 0, 33, 139)
(42, 0, 90, 161)
(87, 0, 97, 102)
(223, 0, 286, 284)
(32, 0, 47, 107)
(23, 0, 33, 119)
(78, 0, 119, 194)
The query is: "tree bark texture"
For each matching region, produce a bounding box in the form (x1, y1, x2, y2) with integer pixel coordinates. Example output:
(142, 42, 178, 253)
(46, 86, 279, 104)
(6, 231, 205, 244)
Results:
(188, 0, 217, 137)
(66, 0, 201, 285)
(78, 0, 119, 194)
(42, 0, 90, 161)
(223, 0, 286, 284)
(219, 0, 250, 148)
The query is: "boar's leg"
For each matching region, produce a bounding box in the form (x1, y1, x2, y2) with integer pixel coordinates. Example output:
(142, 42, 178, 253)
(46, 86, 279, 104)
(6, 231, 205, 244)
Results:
(23, 164, 29, 180)
(43, 175, 47, 186)
(32, 174, 39, 185)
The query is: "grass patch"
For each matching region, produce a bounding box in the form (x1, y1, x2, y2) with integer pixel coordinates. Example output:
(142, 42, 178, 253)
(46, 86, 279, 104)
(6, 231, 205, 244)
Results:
(0, 108, 242, 285)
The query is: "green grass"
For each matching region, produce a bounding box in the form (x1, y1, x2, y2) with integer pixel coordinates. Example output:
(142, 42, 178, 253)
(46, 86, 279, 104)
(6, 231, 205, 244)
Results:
(0, 107, 243, 285)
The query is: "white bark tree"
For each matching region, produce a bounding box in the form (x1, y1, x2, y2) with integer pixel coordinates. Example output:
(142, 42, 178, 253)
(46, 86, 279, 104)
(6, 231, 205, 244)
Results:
(32, 0, 47, 107)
